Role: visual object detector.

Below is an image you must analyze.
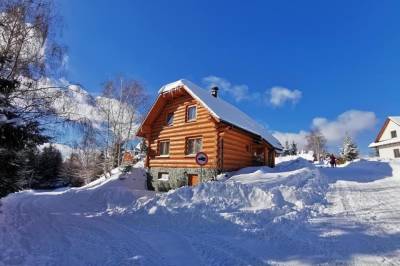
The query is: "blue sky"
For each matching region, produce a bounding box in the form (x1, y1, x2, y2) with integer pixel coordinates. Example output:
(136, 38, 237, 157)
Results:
(58, 0, 400, 154)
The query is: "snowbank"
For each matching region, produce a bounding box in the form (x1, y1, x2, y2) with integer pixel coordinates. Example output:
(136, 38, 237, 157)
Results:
(2, 158, 400, 265)
(140, 158, 327, 234)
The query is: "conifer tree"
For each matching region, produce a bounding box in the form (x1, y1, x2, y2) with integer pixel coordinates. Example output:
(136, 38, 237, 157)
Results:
(290, 141, 298, 155)
(283, 141, 290, 156)
(340, 134, 359, 161)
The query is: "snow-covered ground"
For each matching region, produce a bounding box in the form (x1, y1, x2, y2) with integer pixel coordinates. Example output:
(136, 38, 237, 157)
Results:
(1, 158, 400, 265)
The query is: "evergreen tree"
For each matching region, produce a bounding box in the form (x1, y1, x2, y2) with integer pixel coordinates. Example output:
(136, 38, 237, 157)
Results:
(33, 145, 63, 188)
(290, 141, 298, 155)
(283, 141, 290, 156)
(0, 0, 64, 197)
(340, 135, 359, 161)
(0, 79, 49, 197)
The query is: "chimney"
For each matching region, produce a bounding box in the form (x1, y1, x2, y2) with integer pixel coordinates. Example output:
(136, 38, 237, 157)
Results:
(211, 86, 219, 98)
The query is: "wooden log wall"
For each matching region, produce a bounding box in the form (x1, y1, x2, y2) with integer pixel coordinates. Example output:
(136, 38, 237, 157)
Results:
(148, 91, 218, 168)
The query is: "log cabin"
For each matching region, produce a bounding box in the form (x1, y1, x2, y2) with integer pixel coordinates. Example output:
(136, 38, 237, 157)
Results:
(136, 79, 282, 191)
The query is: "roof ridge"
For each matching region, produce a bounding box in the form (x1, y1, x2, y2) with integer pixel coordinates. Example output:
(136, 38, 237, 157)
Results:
(159, 79, 282, 150)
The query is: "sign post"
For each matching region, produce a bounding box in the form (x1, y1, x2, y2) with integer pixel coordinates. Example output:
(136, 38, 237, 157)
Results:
(195, 152, 208, 181)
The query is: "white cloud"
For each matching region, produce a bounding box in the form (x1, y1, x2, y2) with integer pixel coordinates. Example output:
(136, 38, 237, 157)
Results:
(273, 110, 377, 151)
(202, 76, 259, 102)
(273, 130, 309, 150)
(312, 110, 377, 144)
(267, 87, 302, 107)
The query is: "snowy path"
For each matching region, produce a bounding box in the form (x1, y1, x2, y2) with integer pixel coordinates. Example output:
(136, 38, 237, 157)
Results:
(1, 159, 400, 265)
(309, 160, 400, 265)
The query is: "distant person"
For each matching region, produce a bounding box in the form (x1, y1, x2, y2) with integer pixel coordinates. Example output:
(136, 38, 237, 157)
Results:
(330, 154, 336, 168)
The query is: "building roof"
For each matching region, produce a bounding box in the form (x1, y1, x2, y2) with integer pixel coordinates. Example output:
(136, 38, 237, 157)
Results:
(158, 79, 282, 150)
(369, 116, 400, 147)
(368, 138, 400, 148)
(389, 116, 400, 126)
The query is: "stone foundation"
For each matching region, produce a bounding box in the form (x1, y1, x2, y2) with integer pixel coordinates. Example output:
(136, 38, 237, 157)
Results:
(148, 167, 219, 191)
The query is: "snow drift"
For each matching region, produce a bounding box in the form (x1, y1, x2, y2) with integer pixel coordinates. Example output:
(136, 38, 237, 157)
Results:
(1, 157, 400, 265)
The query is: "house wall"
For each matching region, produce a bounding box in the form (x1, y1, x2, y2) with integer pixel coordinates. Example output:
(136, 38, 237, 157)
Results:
(378, 120, 400, 142)
(375, 120, 400, 159)
(146, 92, 219, 190)
(220, 128, 254, 170)
(148, 167, 218, 191)
(148, 91, 218, 168)
(220, 127, 275, 171)
(377, 143, 400, 159)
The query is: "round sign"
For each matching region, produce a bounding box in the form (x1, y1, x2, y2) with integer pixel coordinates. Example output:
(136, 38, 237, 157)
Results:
(195, 152, 208, 166)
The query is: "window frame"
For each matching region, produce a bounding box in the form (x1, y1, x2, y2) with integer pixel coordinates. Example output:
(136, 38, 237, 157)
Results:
(158, 172, 169, 181)
(394, 149, 400, 158)
(246, 144, 251, 153)
(186, 105, 197, 122)
(185, 137, 203, 156)
(166, 112, 174, 127)
(391, 130, 397, 139)
(158, 139, 170, 156)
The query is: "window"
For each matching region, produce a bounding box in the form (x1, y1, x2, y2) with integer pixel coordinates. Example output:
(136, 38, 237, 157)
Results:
(159, 140, 170, 156)
(158, 172, 169, 181)
(391, 130, 397, 138)
(187, 105, 197, 122)
(166, 112, 174, 126)
(246, 144, 251, 153)
(186, 137, 202, 155)
(394, 149, 400, 158)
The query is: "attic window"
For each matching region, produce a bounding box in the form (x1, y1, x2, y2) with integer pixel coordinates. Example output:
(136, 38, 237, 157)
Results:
(187, 105, 197, 122)
(391, 130, 397, 138)
(166, 112, 174, 126)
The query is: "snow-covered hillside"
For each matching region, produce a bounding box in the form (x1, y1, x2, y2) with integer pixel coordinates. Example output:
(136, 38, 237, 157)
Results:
(1, 158, 400, 265)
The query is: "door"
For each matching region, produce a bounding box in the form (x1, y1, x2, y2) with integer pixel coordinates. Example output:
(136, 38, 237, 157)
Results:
(188, 174, 200, 186)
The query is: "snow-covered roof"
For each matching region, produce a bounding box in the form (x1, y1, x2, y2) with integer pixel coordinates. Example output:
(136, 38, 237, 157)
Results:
(368, 137, 400, 148)
(159, 79, 282, 150)
(389, 116, 400, 126)
(369, 116, 400, 148)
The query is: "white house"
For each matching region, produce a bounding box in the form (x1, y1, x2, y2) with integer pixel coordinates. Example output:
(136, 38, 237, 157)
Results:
(369, 116, 400, 159)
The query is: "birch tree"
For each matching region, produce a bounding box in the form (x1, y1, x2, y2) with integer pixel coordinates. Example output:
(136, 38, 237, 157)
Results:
(99, 77, 147, 172)
(305, 129, 327, 161)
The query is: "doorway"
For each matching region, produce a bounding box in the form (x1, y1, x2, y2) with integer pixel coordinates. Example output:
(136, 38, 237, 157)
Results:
(188, 174, 199, 186)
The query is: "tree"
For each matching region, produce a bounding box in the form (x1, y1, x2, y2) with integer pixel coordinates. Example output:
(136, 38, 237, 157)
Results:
(98, 77, 147, 172)
(340, 134, 359, 161)
(282, 140, 290, 156)
(305, 130, 327, 161)
(33, 145, 63, 188)
(290, 141, 298, 155)
(62, 153, 84, 187)
(0, 0, 64, 197)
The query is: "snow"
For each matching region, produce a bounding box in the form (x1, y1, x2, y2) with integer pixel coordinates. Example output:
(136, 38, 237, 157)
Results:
(389, 116, 400, 126)
(369, 137, 400, 147)
(1, 157, 400, 265)
(159, 79, 282, 150)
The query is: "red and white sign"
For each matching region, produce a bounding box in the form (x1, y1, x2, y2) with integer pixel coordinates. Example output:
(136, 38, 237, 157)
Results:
(195, 152, 208, 166)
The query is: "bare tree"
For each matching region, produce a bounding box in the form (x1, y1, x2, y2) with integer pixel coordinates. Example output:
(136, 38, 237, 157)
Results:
(0, 0, 65, 122)
(305, 129, 327, 161)
(98, 77, 147, 173)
